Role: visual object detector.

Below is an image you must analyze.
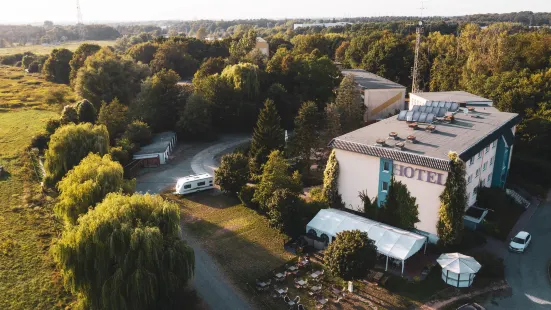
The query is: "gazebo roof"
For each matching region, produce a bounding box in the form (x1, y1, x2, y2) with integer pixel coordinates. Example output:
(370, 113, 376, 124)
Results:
(437, 253, 481, 274)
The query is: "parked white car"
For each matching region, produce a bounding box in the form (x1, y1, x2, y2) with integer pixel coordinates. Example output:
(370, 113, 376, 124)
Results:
(509, 231, 532, 253)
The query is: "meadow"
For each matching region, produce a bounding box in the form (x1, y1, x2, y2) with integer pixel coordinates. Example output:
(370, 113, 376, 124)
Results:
(0, 40, 116, 56)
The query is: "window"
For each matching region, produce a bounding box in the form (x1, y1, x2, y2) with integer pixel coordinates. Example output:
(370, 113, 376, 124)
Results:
(485, 146, 489, 154)
(472, 190, 477, 199)
(383, 161, 390, 172)
(475, 168, 480, 177)
(197, 181, 206, 186)
(382, 181, 389, 192)
(483, 162, 488, 171)
(184, 184, 192, 189)
(477, 152, 482, 159)
(469, 158, 474, 166)
(467, 174, 473, 184)
(490, 156, 494, 166)
(487, 173, 492, 184)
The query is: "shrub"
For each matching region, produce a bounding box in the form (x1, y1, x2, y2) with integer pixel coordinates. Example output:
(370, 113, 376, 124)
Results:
(309, 186, 325, 202)
(215, 153, 249, 195)
(109, 146, 130, 166)
(238, 185, 258, 210)
(123, 120, 152, 146)
(472, 251, 505, 279)
(324, 230, 377, 281)
(0, 53, 23, 65)
(76, 99, 97, 124)
(45, 119, 61, 135)
(45, 87, 68, 105)
(59, 105, 78, 124)
(27, 61, 40, 73)
(30, 133, 49, 152)
(266, 189, 302, 235)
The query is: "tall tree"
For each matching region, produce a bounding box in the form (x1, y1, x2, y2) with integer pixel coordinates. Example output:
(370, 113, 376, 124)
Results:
(229, 29, 256, 63)
(52, 193, 194, 310)
(324, 230, 377, 281)
(322, 150, 343, 208)
(176, 94, 214, 141)
(215, 152, 250, 195)
(150, 41, 200, 79)
(56, 154, 134, 225)
(266, 189, 302, 236)
(193, 57, 226, 80)
(437, 152, 467, 246)
(292, 101, 322, 176)
(122, 120, 152, 146)
(324, 103, 342, 145)
(131, 69, 183, 131)
(382, 178, 420, 230)
(69, 43, 101, 86)
(44, 123, 109, 186)
(249, 99, 285, 173)
(98, 99, 129, 142)
(335, 75, 363, 133)
(42, 48, 73, 84)
(220, 62, 261, 102)
(126, 41, 159, 64)
(267, 83, 295, 130)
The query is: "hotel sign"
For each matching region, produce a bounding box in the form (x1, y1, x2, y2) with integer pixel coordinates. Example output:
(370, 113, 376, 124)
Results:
(393, 164, 445, 185)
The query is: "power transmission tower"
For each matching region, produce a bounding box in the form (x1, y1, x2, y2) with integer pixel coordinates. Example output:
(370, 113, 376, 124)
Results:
(76, 0, 85, 40)
(411, 1, 427, 94)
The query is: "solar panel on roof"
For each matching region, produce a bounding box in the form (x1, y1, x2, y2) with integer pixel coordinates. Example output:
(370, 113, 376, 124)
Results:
(412, 111, 421, 122)
(397, 110, 408, 121)
(437, 101, 446, 108)
(418, 106, 426, 113)
(406, 111, 414, 121)
(450, 102, 459, 112)
(412, 105, 420, 111)
(436, 107, 447, 117)
(425, 101, 433, 107)
(418, 113, 428, 123)
(444, 102, 452, 110)
(426, 113, 435, 123)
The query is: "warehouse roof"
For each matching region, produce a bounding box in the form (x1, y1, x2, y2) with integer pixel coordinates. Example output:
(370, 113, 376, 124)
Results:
(412, 91, 493, 105)
(330, 107, 520, 171)
(341, 69, 405, 90)
(134, 132, 176, 155)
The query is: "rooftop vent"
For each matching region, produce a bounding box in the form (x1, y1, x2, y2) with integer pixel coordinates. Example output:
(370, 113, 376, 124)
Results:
(408, 122, 418, 129)
(395, 142, 405, 150)
(407, 135, 416, 143)
(426, 125, 436, 132)
(388, 132, 398, 140)
(376, 138, 386, 146)
(470, 114, 482, 119)
(468, 107, 475, 112)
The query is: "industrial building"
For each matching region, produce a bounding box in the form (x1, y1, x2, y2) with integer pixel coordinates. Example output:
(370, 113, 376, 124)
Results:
(293, 22, 350, 30)
(329, 94, 521, 243)
(255, 37, 269, 56)
(132, 132, 177, 166)
(341, 69, 407, 122)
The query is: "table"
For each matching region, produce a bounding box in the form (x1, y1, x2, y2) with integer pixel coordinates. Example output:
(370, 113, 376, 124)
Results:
(296, 280, 307, 287)
(317, 298, 328, 305)
(275, 272, 285, 278)
(275, 288, 287, 296)
(288, 265, 298, 272)
(310, 272, 320, 279)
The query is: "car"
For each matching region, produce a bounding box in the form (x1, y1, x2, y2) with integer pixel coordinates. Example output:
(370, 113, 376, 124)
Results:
(509, 231, 532, 253)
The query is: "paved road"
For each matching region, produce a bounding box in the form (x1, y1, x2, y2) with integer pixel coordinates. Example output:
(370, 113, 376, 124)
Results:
(484, 199, 551, 309)
(135, 135, 253, 310)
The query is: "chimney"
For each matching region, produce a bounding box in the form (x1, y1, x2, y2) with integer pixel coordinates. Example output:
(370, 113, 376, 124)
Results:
(388, 132, 398, 140)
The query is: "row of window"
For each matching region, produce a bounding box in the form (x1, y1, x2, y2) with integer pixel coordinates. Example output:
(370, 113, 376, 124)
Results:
(468, 156, 495, 184)
(469, 141, 497, 166)
(470, 173, 492, 199)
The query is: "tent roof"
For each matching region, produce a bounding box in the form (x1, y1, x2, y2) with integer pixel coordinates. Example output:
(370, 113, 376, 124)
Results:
(306, 209, 427, 260)
(437, 253, 481, 274)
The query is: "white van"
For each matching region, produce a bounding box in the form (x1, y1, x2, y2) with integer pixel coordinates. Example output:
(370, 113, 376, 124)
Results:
(175, 173, 214, 195)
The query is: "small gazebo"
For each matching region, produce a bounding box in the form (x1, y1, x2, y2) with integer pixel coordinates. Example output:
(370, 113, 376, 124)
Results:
(437, 253, 481, 288)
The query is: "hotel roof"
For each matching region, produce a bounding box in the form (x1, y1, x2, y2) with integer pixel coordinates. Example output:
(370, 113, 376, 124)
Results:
(135, 131, 176, 155)
(341, 69, 406, 90)
(412, 91, 493, 105)
(330, 107, 521, 171)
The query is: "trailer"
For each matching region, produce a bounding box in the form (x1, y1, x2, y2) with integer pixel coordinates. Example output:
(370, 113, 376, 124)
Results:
(174, 173, 214, 195)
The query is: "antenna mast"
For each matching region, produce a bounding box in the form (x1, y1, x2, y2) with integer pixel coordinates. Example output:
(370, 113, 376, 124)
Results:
(76, 0, 85, 40)
(411, 1, 426, 94)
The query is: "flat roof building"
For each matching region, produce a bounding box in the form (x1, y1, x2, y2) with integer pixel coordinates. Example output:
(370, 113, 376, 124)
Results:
(133, 131, 177, 166)
(409, 91, 493, 108)
(329, 98, 521, 242)
(341, 69, 407, 121)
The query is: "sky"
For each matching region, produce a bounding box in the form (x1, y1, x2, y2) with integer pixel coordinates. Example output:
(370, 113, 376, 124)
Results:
(1, 0, 551, 24)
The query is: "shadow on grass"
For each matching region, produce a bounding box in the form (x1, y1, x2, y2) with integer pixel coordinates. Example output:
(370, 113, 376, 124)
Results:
(0, 169, 11, 181)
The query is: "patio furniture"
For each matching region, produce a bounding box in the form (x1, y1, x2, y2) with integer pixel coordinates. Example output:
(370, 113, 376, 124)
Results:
(275, 287, 288, 297)
(309, 284, 322, 296)
(298, 304, 306, 310)
(284, 295, 300, 307)
(295, 279, 308, 289)
(274, 272, 286, 282)
(316, 298, 328, 309)
(288, 265, 299, 272)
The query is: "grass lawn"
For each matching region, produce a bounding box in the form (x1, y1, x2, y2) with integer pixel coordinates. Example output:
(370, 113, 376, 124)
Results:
(0, 40, 116, 56)
(165, 192, 294, 294)
(0, 66, 75, 309)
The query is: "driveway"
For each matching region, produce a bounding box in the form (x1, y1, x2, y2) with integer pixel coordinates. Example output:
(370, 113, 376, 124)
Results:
(484, 196, 551, 309)
(135, 135, 253, 310)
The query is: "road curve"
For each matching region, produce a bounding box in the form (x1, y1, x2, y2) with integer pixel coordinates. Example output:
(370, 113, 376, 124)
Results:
(484, 199, 551, 309)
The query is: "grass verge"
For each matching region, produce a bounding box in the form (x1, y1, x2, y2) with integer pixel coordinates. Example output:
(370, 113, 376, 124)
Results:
(0, 40, 116, 56)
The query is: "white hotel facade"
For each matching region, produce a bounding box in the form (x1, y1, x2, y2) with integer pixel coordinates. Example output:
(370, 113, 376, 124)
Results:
(329, 92, 521, 243)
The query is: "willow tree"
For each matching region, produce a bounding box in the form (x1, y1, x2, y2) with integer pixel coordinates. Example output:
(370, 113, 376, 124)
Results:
(437, 152, 468, 246)
(56, 154, 135, 225)
(53, 193, 195, 310)
(44, 123, 109, 186)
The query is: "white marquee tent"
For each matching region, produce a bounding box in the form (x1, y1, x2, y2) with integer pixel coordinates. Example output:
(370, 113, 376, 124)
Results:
(437, 253, 481, 287)
(306, 209, 428, 275)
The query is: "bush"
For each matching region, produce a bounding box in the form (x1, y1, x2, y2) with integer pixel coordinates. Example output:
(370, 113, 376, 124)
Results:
(472, 251, 505, 279)
(0, 53, 23, 65)
(27, 61, 40, 73)
(215, 153, 249, 195)
(477, 187, 525, 240)
(123, 120, 152, 146)
(46, 88, 68, 105)
(324, 230, 377, 281)
(309, 186, 325, 202)
(76, 99, 97, 124)
(45, 119, 61, 135)
(109, 146, 130, 166)
(238, 185, 258, 210)
(30, 133, 49, 152)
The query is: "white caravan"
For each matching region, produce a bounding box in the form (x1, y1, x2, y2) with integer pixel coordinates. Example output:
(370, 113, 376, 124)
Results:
(175, 174, 214, 195)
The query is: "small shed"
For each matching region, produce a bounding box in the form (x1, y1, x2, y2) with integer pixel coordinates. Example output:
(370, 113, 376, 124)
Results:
(306, 209, 427, 275)
(437, 253, 481, 287)
(132, 132, 177, 165)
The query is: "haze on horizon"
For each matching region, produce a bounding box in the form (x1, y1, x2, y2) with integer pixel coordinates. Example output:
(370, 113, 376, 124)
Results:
(1, 0, 551, 24)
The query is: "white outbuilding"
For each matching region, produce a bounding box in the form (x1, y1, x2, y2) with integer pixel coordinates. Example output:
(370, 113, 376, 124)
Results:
(132, 132, 177, 166)
(437, 253, 481, 287)
(306, 208, 427, 275)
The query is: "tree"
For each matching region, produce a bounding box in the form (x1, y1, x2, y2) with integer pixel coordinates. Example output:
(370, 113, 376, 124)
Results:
(335, 75, 363, 133)
(69, 43, 101, 86)
(323, 230, 377, 281)
(22, 53, 36, 69)
(267, 83, 295, 130)
(229, 29, 256, 63)
(56, 154, 134, 225)
(359, 191, 378, 219)
(193, 57, 226, 80)
(382, 178, 419, 230)
(60, 105, 78, 125)
(52, 193, 194, 310)
(98, 99, 129, 141)
(266, 189, 302, 236)
(44, 123, 109, 186)
(215, 153, 249, 195)
(437, 152, 467, 246)
(221, 63, 260, 102)
(150, 41, 200, 79)
(322, 150, 344, 208)
(292, 101, 322, 176)
(126, 41, 159, 64)
(335, 41, 350, 62)
(122, 120, 152, 146)
(42, 48, 73, 84)
(176, 94, 214, 140)
(27, 61, 40, 73)
(76, 99, 96, 124)
(249, 99, 285, 173)
(195, 26, 208, 40)
(323, 103, 341, 145)
(75, 47, 148, 107)
(131, 69, 183, 131)
(253, 150, 302, 211)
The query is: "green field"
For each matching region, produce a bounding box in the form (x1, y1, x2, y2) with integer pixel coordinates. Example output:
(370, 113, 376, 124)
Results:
(0, 66, 75, 309)
(0, 40, 116, 56)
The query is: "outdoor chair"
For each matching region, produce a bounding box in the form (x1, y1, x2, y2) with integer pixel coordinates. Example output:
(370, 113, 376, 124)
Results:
(298, 304, 306, 310)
